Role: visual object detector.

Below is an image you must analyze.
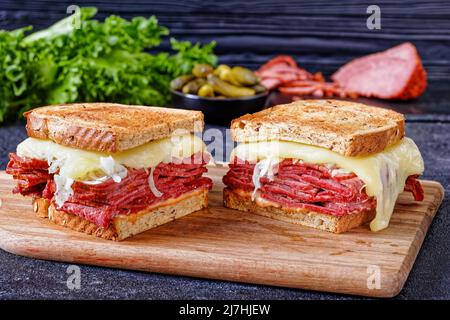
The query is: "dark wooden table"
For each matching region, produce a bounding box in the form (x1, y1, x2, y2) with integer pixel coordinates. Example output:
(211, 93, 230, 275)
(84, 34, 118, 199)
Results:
(0, 0, 449, 300)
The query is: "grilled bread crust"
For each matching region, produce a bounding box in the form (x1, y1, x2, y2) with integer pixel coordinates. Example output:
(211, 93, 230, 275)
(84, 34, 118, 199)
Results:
(231, 99, 405, 157)
(25, 103, 204, 153)
(33, 189, 208, 241)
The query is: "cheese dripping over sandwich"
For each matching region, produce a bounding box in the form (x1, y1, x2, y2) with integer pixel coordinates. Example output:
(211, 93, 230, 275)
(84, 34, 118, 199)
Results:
(231, 137, 424, 231)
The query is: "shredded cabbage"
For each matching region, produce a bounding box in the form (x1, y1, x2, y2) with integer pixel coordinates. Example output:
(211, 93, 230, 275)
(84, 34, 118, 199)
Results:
(148, 167, 163, 197)
(99, 156, 127, 183)
(331, 168, 352, 177)
(47, 157, 64, 174)
(54, 174, 74, 208)
(251, 158, 279, 200)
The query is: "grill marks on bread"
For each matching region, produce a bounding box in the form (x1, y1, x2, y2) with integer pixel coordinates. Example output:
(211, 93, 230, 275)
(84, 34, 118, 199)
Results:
(231, 100, 404, 157)
(25, 103, 204, 152)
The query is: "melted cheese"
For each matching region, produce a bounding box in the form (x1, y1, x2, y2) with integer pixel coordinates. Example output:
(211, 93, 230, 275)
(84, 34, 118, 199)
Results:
(231, 138, 424, 232)
(17, 134, 206, 181)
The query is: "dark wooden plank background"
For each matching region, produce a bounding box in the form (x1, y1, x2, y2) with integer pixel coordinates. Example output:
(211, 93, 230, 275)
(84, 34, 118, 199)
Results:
(1, 1, 450, 300)
(1, 0, 449, 81)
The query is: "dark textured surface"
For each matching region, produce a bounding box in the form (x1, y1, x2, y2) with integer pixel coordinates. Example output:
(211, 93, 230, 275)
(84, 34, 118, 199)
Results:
(0, 119, 449, 300)
(0, 0, 449, 300)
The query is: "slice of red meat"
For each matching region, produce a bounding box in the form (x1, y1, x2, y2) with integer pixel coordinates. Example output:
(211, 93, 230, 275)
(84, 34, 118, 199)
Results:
(256, 56, 357, 98)
(260, 192, 354, 216)
(279, 86, 317, 95)
(6, 153, 51, 196)
(6, 153, 49, 170)
(404, 175, 424, 201)
(322, 199, 375, 215)
(261, 176, 318, 194)
(260, 78, 281, 90)
(12, 183, 47, 197)
(60, 202, 112, 228)
(222, 170, 254, 191)
(257, 55, 298, 71)
(16, 172, 49, 189)
(331, 42, 427, 100)
(256, 55, 316, 92)
(42, 179, 56, 200)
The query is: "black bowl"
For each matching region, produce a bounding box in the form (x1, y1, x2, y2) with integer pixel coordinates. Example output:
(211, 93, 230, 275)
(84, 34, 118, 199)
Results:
(170, 89, 269, 125)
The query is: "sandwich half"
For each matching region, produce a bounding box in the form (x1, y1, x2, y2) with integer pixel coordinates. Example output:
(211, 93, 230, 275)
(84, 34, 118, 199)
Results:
(6, 103, 213, 240)
(223, 99, 425, 233)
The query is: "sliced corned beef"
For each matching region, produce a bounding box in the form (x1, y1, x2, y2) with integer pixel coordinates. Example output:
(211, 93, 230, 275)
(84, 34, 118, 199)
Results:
(6, 152, 213, 228)
(223, 158, 424, 217)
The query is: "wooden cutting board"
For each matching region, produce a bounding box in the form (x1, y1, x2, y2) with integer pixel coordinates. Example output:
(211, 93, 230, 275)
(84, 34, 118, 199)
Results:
(0, 168, 444, 297)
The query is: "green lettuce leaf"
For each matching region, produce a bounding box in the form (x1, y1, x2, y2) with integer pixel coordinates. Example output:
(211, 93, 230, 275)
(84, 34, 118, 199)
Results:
(0, 7, 217, 123)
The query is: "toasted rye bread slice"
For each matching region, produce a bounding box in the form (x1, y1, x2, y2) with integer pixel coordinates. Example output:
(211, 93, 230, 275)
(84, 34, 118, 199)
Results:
(223, 188, 375, 233)
(33, 189, 208, 241)
(231, 99, 405, 157)
(24, 103, 204, 153)
(32, 197, 51, 218)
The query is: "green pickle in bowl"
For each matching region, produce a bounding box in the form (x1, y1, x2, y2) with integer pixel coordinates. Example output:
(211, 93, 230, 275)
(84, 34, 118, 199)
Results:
(182, 78, 206, 94)
(170, 63, 265, 98)
(192, 64, 214, 78)
(208, 74, 255, 97)
(198, 84, 215, 97)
